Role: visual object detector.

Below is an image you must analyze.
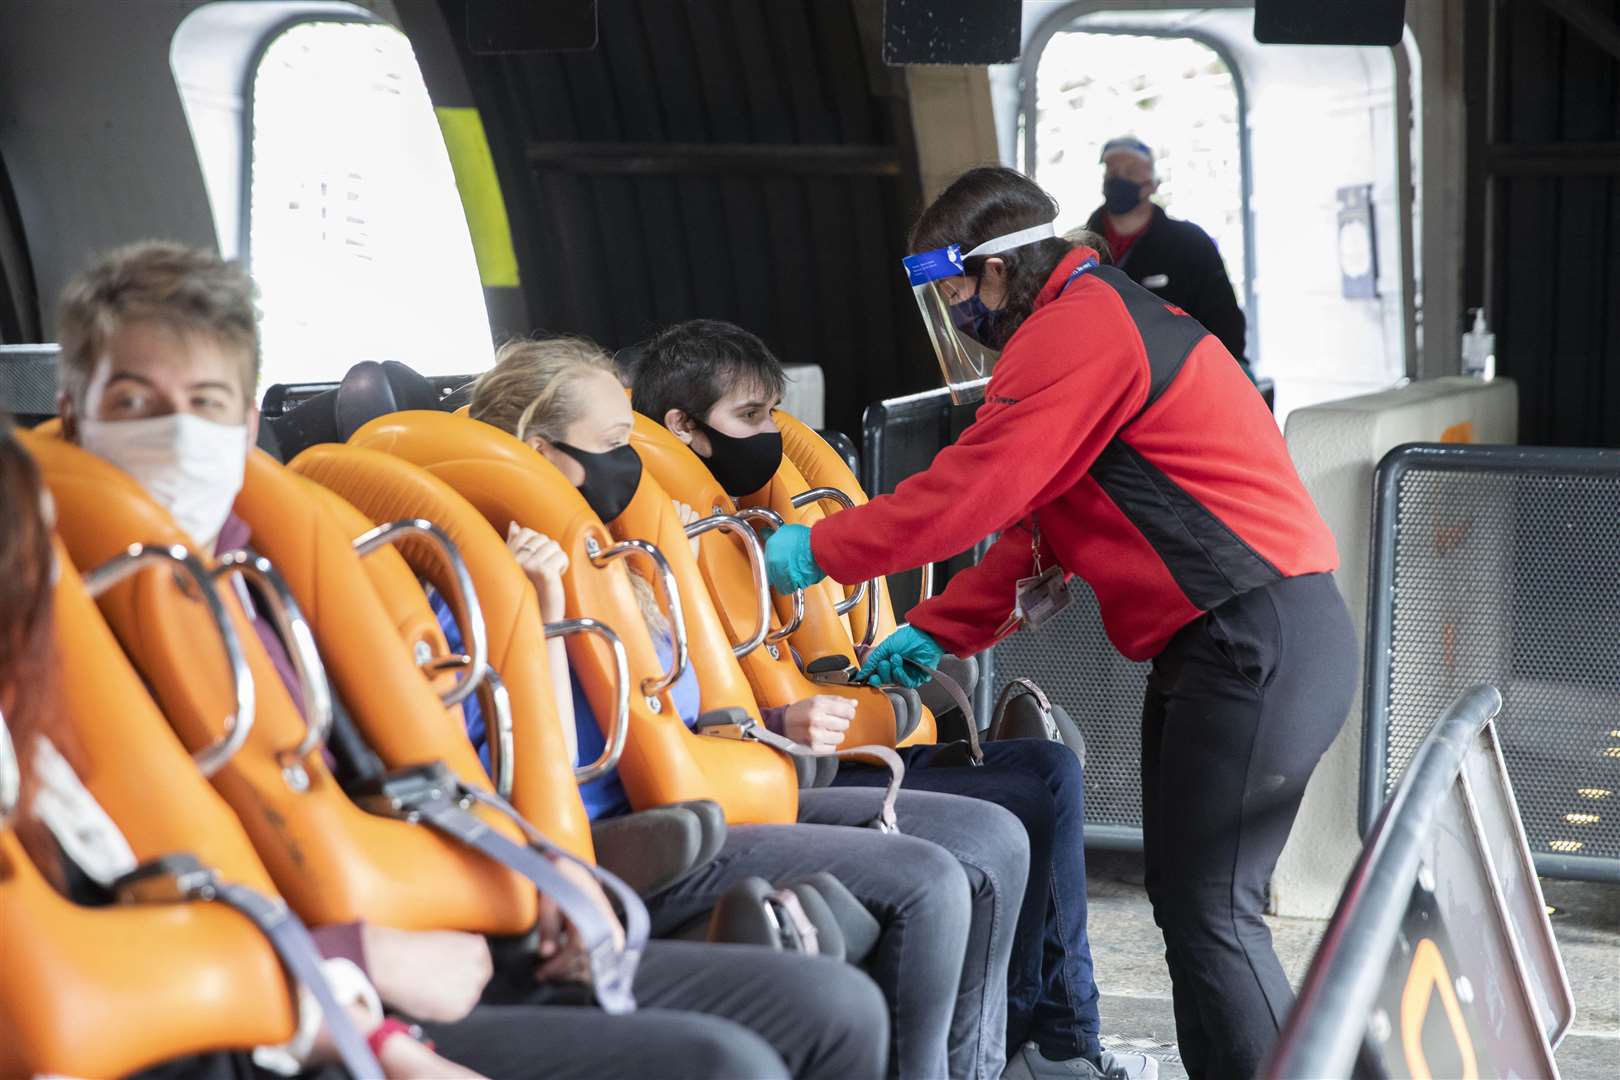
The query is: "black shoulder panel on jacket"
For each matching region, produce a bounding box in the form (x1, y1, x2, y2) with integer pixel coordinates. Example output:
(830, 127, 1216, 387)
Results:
(1090, 264, 1208, 408)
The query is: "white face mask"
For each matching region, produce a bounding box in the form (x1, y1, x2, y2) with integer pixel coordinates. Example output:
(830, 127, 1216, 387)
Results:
(78, 413, 248, 548)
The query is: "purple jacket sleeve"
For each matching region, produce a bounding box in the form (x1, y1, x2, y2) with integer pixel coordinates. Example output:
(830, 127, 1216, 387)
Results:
(310, 921, 369, 975)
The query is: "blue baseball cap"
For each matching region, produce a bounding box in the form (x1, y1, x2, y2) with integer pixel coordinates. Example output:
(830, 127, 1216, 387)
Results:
(1099, 136, 1154, 166)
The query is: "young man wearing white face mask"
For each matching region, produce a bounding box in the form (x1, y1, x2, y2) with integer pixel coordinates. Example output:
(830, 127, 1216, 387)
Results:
(56, 245, 259, 553)
(51, 241, 895, 1080)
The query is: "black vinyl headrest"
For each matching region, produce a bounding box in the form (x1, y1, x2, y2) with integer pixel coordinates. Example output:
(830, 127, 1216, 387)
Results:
(270, 360, 449, 462)
(335, 360, 443, 440)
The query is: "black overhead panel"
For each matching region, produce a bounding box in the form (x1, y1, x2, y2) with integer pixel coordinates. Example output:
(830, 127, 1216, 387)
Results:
(440, 0, 936, 438)
(1472, 0, 1620, 448)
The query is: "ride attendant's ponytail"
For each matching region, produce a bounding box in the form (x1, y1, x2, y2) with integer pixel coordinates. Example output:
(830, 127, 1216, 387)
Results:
(909, 167, 1074, 349)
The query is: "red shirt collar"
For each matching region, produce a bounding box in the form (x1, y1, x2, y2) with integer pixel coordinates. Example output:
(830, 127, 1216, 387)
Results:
(1035, 246, 1102, 310)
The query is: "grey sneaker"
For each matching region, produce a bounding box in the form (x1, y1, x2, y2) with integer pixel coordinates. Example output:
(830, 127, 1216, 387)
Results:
(1003, 1042, 1160, 1080)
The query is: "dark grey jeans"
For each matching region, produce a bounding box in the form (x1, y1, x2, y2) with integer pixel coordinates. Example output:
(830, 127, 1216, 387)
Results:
(645, 816, 978, 1079)
(796, 786, 1028, 1080)
(422, 939, 888, 1080)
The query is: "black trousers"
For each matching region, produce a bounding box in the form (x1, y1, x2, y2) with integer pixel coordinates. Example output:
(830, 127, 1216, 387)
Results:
(1140, 573, 1356, 1080)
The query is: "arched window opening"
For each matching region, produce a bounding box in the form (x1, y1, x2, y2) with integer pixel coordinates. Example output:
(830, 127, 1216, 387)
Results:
(1032, 31, 1247, 306)
(248, 20, 491, 388)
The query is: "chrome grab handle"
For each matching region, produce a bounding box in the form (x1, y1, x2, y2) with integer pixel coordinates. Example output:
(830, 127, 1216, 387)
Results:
(352, 519, 488, 709)
(0, 705, 19, 829)
(919, 562, 935, 603)
(419, 652, 512, 798)
(789, 486, 879, 654)
(587, 537, 688, 696)
(481, 666, 515, 800)
(213, 551, 333, 791)
(546, 619, 630, 784)
(733, 506, 805, 641)
(685, 512, 770, 658)
(83, 544, 254, 778)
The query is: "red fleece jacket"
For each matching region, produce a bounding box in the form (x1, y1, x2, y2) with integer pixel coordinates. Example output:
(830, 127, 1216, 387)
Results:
(812, 248, 1336, 662)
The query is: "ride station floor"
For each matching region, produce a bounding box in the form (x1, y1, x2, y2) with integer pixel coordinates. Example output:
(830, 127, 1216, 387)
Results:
(1084, 850, 1620, 1079)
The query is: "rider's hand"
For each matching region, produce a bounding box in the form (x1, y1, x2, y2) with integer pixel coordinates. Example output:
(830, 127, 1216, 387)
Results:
(534, 858, 625, 985)
(361, 925, 492, 1023)
(508, 523, 569, 622)
(782, 695, 856, 752)
(673, 500, 703, 559)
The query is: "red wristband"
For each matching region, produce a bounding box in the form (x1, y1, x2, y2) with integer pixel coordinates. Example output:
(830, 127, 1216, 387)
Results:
(367, 1017, 432, 1056)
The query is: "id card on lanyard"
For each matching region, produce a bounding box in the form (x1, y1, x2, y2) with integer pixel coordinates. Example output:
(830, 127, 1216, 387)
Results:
(994, 515, 1071, 636)
(1014, 515, 1070, 630)
(991, 258, 1093, 638)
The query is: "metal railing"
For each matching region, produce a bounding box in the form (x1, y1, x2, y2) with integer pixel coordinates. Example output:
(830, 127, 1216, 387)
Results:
(1363, 443, 1620, 882)
(1266, 684, 1574, 1079)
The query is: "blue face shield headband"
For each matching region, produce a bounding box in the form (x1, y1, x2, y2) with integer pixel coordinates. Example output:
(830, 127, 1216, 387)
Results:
(900, 222, 1059, 404)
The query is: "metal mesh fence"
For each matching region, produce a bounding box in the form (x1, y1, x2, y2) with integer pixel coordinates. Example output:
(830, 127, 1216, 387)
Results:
(987, 577, 1150, 838)
(1367, 445, 1620, 880)
(0, 345, 59, 416)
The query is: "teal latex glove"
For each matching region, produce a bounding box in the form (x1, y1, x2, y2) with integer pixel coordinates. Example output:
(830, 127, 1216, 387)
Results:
(764, 523, 825, 594)
(857, 626, 942, 688)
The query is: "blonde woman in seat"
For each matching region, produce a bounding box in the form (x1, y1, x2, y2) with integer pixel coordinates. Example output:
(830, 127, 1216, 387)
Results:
(463, 336, 1034, 1080)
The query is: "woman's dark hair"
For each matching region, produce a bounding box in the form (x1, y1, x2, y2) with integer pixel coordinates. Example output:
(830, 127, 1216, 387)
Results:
(909, 167, 1074, 347)
(0, 417, 71, 827)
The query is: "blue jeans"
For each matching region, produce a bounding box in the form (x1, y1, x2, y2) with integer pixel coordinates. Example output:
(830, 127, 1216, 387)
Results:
(833, 737, 1102, 1061)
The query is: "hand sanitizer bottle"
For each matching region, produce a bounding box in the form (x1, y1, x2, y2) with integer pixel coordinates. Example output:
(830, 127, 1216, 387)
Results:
(1462, 308, 1496, 381)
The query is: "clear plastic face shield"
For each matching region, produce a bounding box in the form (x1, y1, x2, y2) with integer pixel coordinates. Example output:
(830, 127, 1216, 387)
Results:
(901, 222, 1057, 404)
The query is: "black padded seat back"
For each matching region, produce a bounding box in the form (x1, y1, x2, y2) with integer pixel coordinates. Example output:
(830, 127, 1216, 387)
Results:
(255, 417, 285, 462)
(264, 386, 341, 461)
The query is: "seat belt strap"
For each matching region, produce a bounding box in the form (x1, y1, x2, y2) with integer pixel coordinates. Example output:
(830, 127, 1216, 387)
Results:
(113, 855, 382, 1078)
(902, 663, 983, 766)
(213, 882, 385, 1077)
(719, 716, 906, 834)
(352, 763, 645, 1015)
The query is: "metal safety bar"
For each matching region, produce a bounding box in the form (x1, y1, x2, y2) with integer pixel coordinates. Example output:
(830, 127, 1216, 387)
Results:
(427, 654, 516, 800)
(789, 486, 880, 655)
(213, 550, 332, 791)
(482, 668, 515, 800)
(546, 618, 631, 784)
(1264, 684, 1560, 1079)
(587, 537, 688, 695)
(0, 705, 19, 829)
(353, 519, 488, 709)
(83, 545, 254, 778)
(685, 512, 770, 658)
(733, 506, 805, 640)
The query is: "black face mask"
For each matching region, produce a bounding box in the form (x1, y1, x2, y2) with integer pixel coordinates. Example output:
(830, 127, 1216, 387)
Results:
(696, 422, 784, 497)
(1103, 176, 1144, 215)
(554, 441, 643, 522)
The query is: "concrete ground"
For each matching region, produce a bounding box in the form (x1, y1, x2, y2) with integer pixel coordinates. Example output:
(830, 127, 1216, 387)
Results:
(1086, 850, 1619, 1079)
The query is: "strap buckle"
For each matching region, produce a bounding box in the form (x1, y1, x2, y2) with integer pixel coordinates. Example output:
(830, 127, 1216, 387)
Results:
(112, 853, 221, 904)
(350, 761, 468, 822)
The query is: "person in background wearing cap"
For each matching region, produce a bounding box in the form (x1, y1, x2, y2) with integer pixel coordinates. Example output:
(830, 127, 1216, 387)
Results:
(1084, 137, 1250, 374)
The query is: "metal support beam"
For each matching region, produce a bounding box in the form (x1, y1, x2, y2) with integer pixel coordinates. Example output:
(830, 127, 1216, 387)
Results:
(524, 141, 899, 177)
(1535, 0, 1620, 65)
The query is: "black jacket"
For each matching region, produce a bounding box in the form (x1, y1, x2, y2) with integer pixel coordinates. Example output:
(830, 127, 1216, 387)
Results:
(1085, 203, 1247, 365)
